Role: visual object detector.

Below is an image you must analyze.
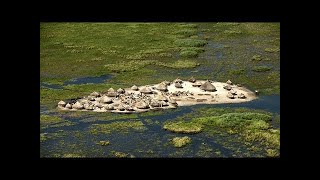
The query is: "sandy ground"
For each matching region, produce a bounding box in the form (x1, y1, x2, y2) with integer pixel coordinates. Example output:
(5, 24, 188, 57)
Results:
(157, 80, 256, 106)
(58, 80, 256, 113)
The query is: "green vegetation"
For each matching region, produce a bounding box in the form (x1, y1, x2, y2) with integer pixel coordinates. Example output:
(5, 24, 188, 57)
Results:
(274, 114, 280, 124)
(252, 65, 272, 72)
(98, 140, 110, 146)
(230, 69, 245, 75)
(172, 136, 191, 148)
(110, 151, 134, 158)
(175, 29, 197, 37)
(40, 23, 279, 157)
(175, 39, 207, 47)
(89, 120, 146, 134)
(40, 133, 47, 142)
(266, 149, 279, 157)
(40, 114, 74, 129)
(196, 22, 280, 95)
(163, 121, 202, 134)
(265, 47, 280, 53)
(62, 153, 85, 158)
(195, 144, 215, 157)
(251, 55, 262, 61)
(163, 107, 279, 157)
(40, 114, 63, 126)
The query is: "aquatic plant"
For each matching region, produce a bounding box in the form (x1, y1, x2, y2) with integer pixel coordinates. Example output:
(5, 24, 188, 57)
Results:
(157, 60, 200, 69)
(98, 140, 110, 146)
(62, 153, 85, 158)
(175, 39, 207, 47)
(266, 149, 279, 157)
(111, 151, 133, 158)
(251, 55, 262, 61)
(265, 47, 280, 53)
(163, 121, 202, 134)
(172, 136, 191, 148)
(40, 133, 47, 142)
(252, 66, 272, 72)
(180, 50, 199, 57)
(164, 108, 279, 157)
(40, 114, 63, 125)
(175, 29, 197, 37)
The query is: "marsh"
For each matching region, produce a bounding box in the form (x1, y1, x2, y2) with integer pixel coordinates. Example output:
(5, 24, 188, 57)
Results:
(40, 22, 280, 158)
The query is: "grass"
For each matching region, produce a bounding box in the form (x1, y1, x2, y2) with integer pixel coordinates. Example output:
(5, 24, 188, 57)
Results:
(62, 154, 85, 158)
(163, 121, 203, 134)
(252, 65, 272, 72)
(40, 114, 64, 126)
(89, 120, 146, 134)
(175, 29, 197, 37)
(98, 140, 110, 146)
(163, 107, 279, 157)
(172, 136, 191, 148)
(175, 39, 207, 47)
(195, 22, 279, 95)
(40, 23, 202, 85)
(41, 22, 279, 109)
(180, 50, 199, 57)
(110, 151, 133, 158)
(40, 114, 75, 129)
(251, 55, 262, 61)
(265, 47, 280, 53)
(40, 133, 47, 142)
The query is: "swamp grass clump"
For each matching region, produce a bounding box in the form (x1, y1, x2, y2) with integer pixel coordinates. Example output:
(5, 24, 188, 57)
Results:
(180, 50, 199, 57)
(178, 45, 205, 58)
(40, 114, 75, 129)
(156, 60, 200, 69)
(251, 55, 262, 61)
(40, 133, 47, 142)
(194, 112, 271, 130)
(62, 153, 85, 158)
(98, 140, 110, 146)
(175, 39, 207, 47)
(163, 121, 203, 134)
(265, 47, 280, 53)
(266, 148, 279, 157)
(104, 60, 156, 72)
(230, 69, 245, 75)
(110, 151, 134, 158)
(252, 65, 272, 72)
(40, 114, 64, 126)
(172, 136, 191, 148)
(175, 29, 197, 37)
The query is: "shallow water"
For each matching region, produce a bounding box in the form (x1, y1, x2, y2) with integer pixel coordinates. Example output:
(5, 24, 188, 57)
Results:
(63, 75, 112, 86)
(40, 95, 280, 158)
(40, 83, 63, 90)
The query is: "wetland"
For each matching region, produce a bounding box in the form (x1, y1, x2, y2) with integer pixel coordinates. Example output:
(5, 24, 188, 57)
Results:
(40, 22, 280, 158)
